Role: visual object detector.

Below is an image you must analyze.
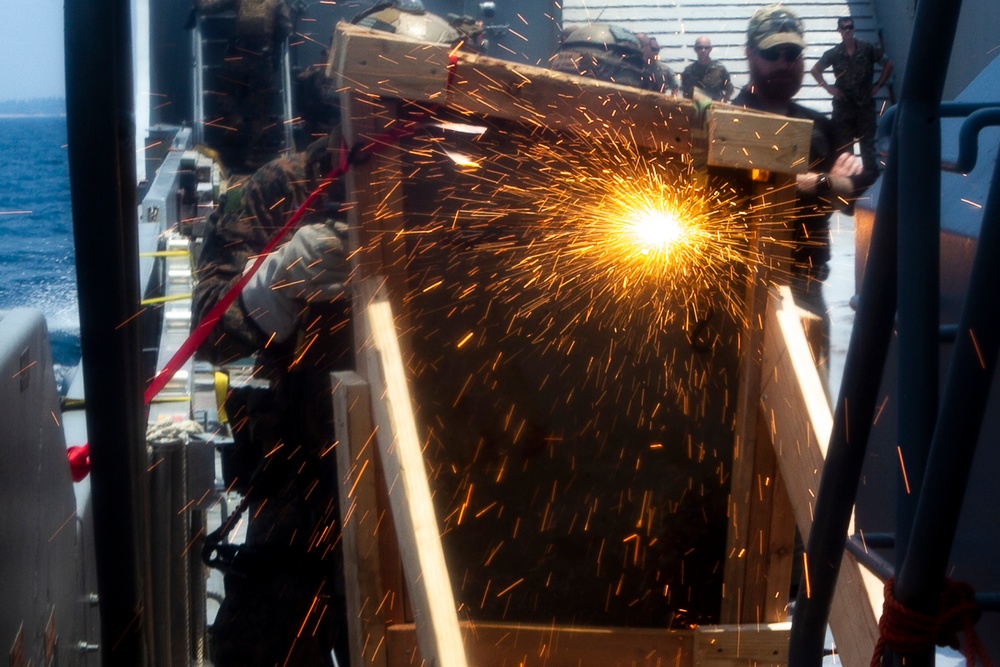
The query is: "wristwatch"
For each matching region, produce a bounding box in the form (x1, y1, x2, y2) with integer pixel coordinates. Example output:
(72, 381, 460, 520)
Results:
(815, 172, 832, 195)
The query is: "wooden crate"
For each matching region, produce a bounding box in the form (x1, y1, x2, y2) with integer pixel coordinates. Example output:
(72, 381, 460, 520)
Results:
(325, 22, 877, 667)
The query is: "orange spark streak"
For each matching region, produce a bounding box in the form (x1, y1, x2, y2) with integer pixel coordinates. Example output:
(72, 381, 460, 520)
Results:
(968, 328, 986, 368)
(495, 578, 524, 597)
(897, 446, 912, 494)
(802, 553, 811, 598)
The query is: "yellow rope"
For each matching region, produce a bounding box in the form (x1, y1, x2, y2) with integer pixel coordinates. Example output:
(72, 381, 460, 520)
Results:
(149, 396, 193, 404)
(141, 293, 192, 306)
(139, 250, 191, 258)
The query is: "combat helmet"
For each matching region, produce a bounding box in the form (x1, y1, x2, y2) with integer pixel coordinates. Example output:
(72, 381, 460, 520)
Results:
(351, 0, 475, 48)
(551, 23, 648, 88)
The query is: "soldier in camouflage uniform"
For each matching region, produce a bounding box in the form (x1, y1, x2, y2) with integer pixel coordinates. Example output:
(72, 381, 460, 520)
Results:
(810, 16, 894, 171)
(195, 133, 353, 667)
(636, 33, 680, 96)
(194, 3, 481, 664)
(681, 37, 734, 102)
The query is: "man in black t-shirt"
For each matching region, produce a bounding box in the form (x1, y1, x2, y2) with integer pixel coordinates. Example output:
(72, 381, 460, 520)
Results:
(735, 4, 877, 381)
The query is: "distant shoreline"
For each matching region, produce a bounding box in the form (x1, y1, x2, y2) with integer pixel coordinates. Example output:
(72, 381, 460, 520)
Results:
(0, 98, 67, 116)
(0, 113, 67, 119)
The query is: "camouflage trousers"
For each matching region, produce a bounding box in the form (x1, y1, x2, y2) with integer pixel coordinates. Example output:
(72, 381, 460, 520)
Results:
(211, 568, 343, 667)
(831, 100, 879, 172)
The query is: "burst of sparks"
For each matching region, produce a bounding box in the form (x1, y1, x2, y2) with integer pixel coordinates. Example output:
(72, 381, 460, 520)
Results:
(629, 209, 684, 252)
(399, 123, 758, 367)
(354, 102, 795, 627)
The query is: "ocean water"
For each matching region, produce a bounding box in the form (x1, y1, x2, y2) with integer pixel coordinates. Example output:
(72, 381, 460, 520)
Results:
(0, 115, 81, 376)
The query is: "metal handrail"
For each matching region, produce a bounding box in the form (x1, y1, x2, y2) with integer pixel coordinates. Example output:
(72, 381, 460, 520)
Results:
(879, 103, 1000, 174)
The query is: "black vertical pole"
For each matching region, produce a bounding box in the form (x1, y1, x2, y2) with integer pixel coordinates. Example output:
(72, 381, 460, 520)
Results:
(890, 1, 963, 663)
(787, 133, 900, 665)
(893, 0, 960, 568)
(64, 0, 150, 665)
(790, 0, 964, 659)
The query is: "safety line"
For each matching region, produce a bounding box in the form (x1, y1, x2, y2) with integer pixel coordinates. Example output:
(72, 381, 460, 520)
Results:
(143, 51, 461, 406)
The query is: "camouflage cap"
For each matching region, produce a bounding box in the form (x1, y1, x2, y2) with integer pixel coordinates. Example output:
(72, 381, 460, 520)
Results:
(747, 5, 806, 50)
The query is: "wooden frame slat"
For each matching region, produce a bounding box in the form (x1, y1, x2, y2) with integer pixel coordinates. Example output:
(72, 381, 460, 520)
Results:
(707, 106, 813, 174)
(695, 622, 790, 666)
(331, 22, 811, 173)
(358, 277, 469, 667)
(341, 87, 410, 636)
(380, 621, 790, 667)
(720, 177, 798, 624)
(759, 286, 882, 667)
(333, 371, 391, 666)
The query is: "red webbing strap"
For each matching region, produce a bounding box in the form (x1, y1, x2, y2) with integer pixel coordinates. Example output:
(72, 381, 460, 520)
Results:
(145, 50, 460, 404)
(69, 51, 462, 480)
(871, 577, 994, 667)
(144, 163, 343, 404)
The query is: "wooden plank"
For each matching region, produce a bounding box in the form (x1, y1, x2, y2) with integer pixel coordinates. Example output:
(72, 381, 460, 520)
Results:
(333, 372, 390, 667)
(358, 277, 468, 667)
(330, 22, 811, 173)
(720, 176, 797, 623)
(760, 286, 881, 667)
(331, 22, 696, 154)
(342, 89, 409, 627)
(707, 106, 813, 174)
(384, 621, 693, 667)
(760, 462, 796, 624)
(340, 90, 409, 300)
(760, 287, 833, 533)
(735, 412, 796, 626)
(382, 621, 789, 667)
(695, 622, 789, 667)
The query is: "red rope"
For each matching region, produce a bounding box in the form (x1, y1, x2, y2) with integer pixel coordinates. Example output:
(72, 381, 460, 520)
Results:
(145, 51, 458, 404)
(144, 162, 344, 405)
(871, 577, 994, 667)
(69, 51, 462, 481)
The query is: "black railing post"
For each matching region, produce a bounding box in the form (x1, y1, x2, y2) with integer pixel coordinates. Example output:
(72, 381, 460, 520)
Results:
(893, 134, 1000, 665)
(789, 0, 966, 661)
(787, 132, 900, 666)
(64, 0, 151, 664)
(889, 1, 964, 665)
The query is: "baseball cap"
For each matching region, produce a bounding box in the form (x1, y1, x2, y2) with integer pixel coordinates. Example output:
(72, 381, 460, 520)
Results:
(747, 5, 806, 50)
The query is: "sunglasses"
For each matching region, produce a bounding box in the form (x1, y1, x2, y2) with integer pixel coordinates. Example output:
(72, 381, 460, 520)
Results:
(838, 24, 855, 31)
(755, 45, 804, 62)
(694, 45, 711, 51)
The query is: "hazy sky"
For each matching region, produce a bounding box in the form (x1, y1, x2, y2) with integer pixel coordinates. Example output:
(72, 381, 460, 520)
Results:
(0, 0, 65, 100)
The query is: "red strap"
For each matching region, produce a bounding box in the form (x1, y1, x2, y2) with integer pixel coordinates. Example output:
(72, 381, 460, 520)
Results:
(144, 163, 345, 405)
(69, 49, 463, 481)
(146, 50, 459, 404)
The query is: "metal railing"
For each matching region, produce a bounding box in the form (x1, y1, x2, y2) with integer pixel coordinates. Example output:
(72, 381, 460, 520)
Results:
(787, 0, 1000, 663)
